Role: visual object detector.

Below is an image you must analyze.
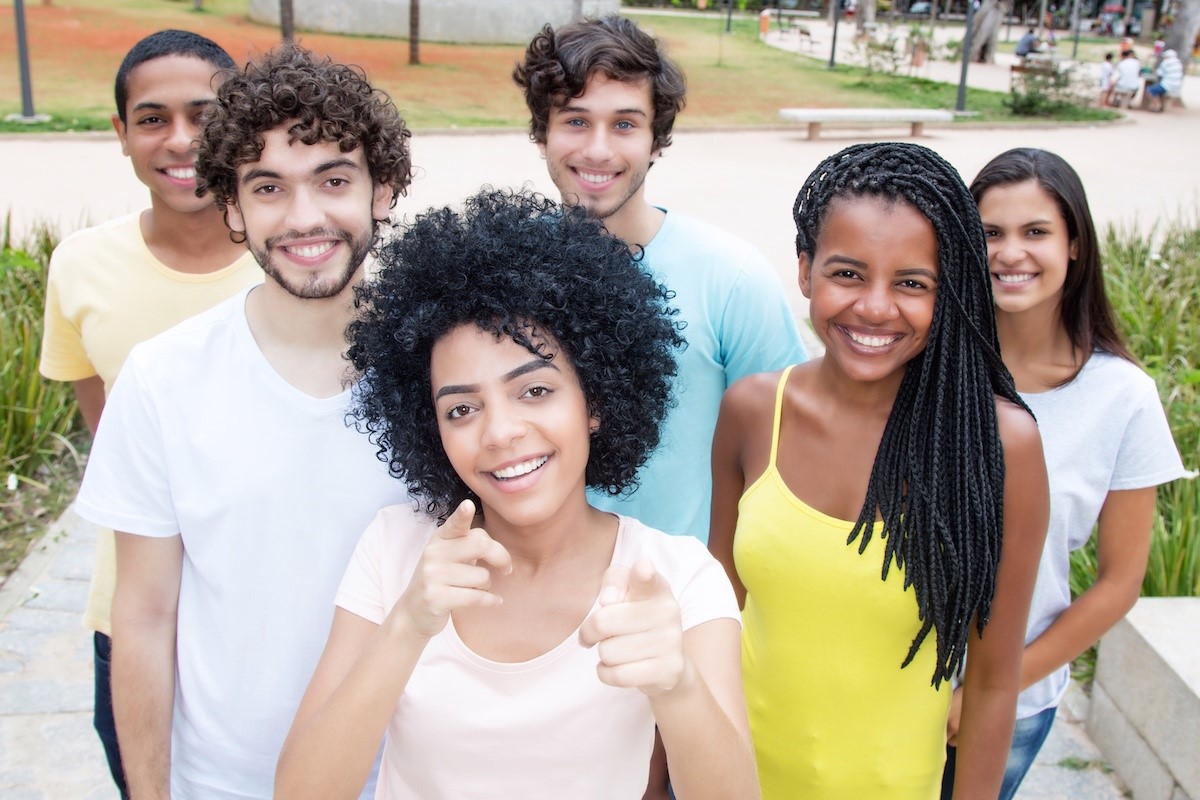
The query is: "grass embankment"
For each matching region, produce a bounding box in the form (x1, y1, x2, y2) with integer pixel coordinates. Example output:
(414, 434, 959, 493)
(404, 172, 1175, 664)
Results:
(1, 2, 1109, 132)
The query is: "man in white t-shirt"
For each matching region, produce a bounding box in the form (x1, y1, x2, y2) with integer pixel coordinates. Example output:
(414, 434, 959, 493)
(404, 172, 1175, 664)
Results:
(75, 45, 413, 799)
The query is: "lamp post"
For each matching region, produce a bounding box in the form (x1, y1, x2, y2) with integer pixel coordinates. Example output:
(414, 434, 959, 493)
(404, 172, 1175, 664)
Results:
(8, 0, 49, 123)
(956, 0, 977, 110)
(829, 0, 843, 68)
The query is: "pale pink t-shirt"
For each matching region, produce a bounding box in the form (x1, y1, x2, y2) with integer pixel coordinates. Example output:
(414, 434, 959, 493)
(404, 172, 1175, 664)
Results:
(336, 505, 740, 800)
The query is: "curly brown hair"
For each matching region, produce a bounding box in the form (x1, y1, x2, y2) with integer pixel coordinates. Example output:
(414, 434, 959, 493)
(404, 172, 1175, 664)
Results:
(196, 44, 412, 221)
(512, 16, 686, 153)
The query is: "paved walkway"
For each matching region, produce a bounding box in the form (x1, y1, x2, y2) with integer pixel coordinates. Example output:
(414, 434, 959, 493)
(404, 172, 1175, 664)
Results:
(3, 20, 1196, 796)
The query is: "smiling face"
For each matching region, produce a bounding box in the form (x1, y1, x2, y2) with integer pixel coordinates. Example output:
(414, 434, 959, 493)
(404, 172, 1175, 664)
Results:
(225, 126, 392, 300)
(431, 324, 596, 532)
(799, 196, 939, 387)
(114, 55, 223, 215)
(977, 179, 1075, 319)
(539, 73, 658, 241)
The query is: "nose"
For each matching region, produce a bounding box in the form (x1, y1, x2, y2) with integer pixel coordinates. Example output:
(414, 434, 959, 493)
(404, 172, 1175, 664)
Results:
(283, 186, 326, 234)
(989, 236, 1023, 267)
(581, 127, 613, 163)
(479, 401, 526, 450)
(165, 117, 198, 155)
(854, 280, 900, 322)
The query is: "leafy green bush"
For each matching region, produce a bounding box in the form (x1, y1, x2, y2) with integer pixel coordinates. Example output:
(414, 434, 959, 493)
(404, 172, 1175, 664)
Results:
(1069, 214, 1200, 599)
(1, 222, 80, 486)
(1005, 62, 1094, 117)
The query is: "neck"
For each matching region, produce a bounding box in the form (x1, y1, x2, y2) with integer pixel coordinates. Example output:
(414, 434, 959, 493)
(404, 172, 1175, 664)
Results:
(602, 197, 666, 249)
(996, 304, 1078, 391)
(481, 496, 612, 571)
(142, 199, 245, 274)
(816, 357, 907, 415)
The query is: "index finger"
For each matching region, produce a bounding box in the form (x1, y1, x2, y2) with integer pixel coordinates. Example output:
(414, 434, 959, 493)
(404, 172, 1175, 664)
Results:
(437, 499, 476, 540)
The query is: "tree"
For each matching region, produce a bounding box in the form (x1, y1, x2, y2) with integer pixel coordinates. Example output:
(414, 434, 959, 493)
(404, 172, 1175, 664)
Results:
(280, 0, 294, 42)
(1166, 0, 1200, 80)
(409, 0, 420, 65)
(970, 0, 1007, 62)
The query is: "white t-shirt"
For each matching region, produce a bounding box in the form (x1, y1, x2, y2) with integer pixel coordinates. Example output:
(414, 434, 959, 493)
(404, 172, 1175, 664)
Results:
(1115, 56, 1141, 92)
(336, 506, 741, 800)
(1016, 351, 1186, 718)
(76, 287, 405, 799)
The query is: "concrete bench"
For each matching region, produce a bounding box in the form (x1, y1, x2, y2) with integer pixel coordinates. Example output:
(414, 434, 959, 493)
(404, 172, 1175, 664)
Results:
(779, 108, 955, 140)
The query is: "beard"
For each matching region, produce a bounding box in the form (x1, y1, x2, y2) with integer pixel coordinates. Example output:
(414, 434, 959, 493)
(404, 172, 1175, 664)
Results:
(250, 225, 374, 300)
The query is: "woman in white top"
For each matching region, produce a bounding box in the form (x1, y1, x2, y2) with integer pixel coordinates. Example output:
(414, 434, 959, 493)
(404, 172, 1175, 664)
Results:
(940, 148, 1187, 800)
(274, 189, 756, 800)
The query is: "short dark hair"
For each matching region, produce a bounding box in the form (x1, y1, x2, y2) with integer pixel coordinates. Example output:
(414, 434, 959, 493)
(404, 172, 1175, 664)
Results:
(114, 29, 235, 123)
(793, 142, 1028, 687)
(347, 188, 685, 521)
(512, 15, 686, 153)
(195, 44, 412, 222)
(970, 147, 1134, 375)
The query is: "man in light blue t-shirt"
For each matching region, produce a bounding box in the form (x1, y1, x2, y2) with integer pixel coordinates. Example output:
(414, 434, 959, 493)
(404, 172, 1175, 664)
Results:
(513, 15, 807, 544)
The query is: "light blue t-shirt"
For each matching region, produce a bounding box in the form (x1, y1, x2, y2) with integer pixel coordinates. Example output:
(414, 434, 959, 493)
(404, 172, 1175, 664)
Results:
(589, 209, 808, 544)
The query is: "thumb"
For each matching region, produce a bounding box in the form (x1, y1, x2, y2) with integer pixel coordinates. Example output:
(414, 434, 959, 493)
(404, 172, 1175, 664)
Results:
(438, 498, 476, 540)
(597, 563, 631, 607)
(624, 558, 663, 602)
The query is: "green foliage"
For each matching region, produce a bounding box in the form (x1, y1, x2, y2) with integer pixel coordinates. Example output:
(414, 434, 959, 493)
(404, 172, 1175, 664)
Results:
(0, 115, 112, 134)
(1069, 213, 1200, 600)
(1005, 62, 1101, 118)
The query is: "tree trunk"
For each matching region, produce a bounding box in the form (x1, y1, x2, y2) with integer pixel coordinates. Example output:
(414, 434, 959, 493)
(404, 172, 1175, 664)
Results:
(280, 0, 294, 42)
(970, 0, 1005, 62)
(856, 0, 877, 37)
(193, 0, 203, 9)
(409, 0, 420, 65)
(1166, 0, 1200, 74)
(572, 0, 584, 21)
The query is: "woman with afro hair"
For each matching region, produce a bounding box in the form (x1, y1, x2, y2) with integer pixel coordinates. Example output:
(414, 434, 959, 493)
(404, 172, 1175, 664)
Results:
(276, 189, 758, 800)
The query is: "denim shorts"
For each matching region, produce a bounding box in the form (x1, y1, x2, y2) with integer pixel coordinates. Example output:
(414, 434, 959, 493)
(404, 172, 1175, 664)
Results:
(940, 704, 1057, 800)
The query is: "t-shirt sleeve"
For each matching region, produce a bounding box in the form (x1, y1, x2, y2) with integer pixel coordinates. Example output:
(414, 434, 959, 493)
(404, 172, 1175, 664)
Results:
(1109, 381, 1188, 490)
(336, 513, 389, 625)
(74, 349, 178, 536)
(718, 249, 809, 388)
(670, 537, 741, 632)
(39, 250, 97, 382)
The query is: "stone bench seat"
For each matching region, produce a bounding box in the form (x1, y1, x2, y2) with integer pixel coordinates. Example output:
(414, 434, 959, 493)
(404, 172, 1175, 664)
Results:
(778, 107, 955, 140)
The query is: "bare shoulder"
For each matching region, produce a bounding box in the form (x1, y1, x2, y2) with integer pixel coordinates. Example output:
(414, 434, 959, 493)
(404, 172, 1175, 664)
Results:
(721, 369, 788, 422)
(994, 395, 1042, 459)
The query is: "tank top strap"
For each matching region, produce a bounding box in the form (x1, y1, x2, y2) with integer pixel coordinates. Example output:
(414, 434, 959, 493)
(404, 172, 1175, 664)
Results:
(767, 366, 794, 469)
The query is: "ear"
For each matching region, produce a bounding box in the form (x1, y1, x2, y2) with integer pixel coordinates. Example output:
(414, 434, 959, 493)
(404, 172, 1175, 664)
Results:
(1069, 238, 1079, 262)
(225, 200, 246, 237)
(589, 415, 601, 436)
(112, 114, 129, 157)
(371, 181, 393, 221)
(797, 252, 814, 299)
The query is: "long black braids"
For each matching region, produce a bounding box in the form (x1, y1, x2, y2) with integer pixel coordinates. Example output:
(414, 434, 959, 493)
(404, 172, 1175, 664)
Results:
(793, 142, 1030, 687)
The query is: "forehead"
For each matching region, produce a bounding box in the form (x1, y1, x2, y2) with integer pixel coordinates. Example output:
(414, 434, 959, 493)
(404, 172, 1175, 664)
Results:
(238, 125, 367, 177)
(559, 73, 653, 113)
(124, 55, 220, 110)
(820, 195, 938, 264)
(430, 324, 564, 382)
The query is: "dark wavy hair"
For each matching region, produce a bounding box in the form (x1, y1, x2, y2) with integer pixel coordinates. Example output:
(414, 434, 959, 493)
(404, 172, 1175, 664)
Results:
(512, 15, 686, 153)
(970, 148, 1134, 379)
(195, 44, 412, 233)
(347, 188, 685, 521)
(794, 142, 1030, 687)
(114, 29, 235, 122)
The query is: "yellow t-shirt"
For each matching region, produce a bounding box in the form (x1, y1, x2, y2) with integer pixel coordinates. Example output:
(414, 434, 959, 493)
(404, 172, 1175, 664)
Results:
(736, 367, 950, 799)
(40, 211, 261, 634)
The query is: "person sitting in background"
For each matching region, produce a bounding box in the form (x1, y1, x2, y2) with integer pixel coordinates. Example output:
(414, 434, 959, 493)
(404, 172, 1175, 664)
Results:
(1147, 49, 1183, 111)
(1111, 49, 1142, 106)
(1015, 28, 1040, 59)
(1099, 52, 1116, 106)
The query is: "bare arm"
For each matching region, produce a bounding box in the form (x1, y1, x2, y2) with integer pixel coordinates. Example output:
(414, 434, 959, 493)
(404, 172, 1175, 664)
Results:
(277, 501, 511, 800)
(112, 532, 183, 800)
(952, 403, 1049, 800)
(1018, 487, 1156, 689)
(72, 375, 106, 437)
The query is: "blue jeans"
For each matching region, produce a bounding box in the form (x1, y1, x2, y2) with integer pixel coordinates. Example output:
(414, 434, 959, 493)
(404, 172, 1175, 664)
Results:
(940, 705, 1057, 800)
(94, 632, 131, 800)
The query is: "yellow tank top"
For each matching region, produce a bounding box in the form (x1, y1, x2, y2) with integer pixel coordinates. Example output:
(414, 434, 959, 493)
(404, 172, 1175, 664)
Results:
(737, 367, 950, 800)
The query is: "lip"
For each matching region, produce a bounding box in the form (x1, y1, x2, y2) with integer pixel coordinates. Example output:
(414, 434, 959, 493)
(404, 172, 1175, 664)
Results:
(837, 325, 903, 352)
(158, 164, 198, 188)
(482, 453, 551, 494)
(571, 166, 620, 193)
(991, 271, 1038, 289)
(277, 238, 342, 267)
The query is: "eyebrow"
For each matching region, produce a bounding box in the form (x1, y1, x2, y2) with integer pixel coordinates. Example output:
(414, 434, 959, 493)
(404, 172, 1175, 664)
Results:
(434, 358, 559, 400)
(824, 256, 938, 281)
(130, 99, 214, 114)
(240, 158, 363, 186)
(557, 103, 649, 118)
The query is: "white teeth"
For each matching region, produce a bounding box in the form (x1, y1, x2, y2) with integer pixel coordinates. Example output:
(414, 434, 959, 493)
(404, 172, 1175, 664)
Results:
(578, 172, 614, 185)
(164, 167, 195, 180)
(285, 242, 336, 258)
(492, 456, 548, 480)
(996, 273, 1035, 284)
(847, 331, 899, 348)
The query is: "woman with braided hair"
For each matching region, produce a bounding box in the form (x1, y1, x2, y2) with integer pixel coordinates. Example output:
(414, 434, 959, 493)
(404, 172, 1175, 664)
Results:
(709, 142, 1049, 799)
